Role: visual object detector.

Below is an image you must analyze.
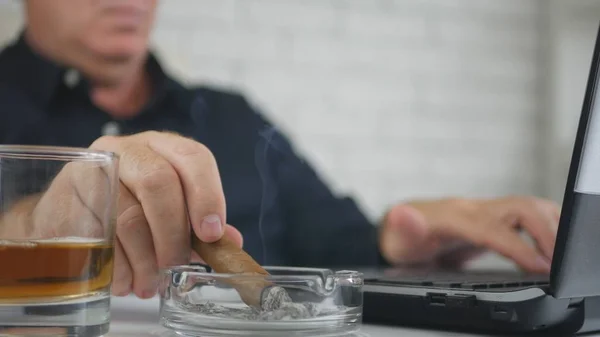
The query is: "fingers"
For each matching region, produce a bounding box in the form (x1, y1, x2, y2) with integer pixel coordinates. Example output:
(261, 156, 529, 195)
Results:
(518, 209, 556, 261)
(476, 226, 551, 273)
(446, 198, 554, 273)
(380, 196, 559, 273)
(32, 172, 103, 239)
(379, 205, 440, 265)
(63, 161, 112, 226)
(541, 199, 562, 227)
(91, 135, 190, 269)
(89, 132, 230, 300)
(0, 194, 41, 238)
(498, 197, 558, 261)
(115, 184, 158, 298)
(112, 237, 132, 296)
(138, 132, 227, 243)
(437, 245, 486, 269)
(18, 157, 117, 241)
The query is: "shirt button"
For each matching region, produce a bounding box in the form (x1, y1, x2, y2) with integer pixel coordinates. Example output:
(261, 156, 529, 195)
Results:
(101, 121, 121, 136)
(63, 69, 80, 88)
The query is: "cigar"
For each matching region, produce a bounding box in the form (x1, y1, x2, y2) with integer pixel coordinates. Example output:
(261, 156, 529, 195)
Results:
(191, 234, 290, 311)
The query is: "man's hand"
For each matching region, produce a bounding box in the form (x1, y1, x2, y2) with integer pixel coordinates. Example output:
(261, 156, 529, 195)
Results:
(92, 131, 243, 297)
(0, 131, 243, 298)
(379, 196, 560, 273)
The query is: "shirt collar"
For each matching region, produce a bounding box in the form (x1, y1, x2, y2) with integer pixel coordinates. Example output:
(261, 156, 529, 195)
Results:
(0, 31, 182, 116)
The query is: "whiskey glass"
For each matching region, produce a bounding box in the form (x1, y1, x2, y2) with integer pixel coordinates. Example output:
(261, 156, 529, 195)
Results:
(0, 145, 119, 336)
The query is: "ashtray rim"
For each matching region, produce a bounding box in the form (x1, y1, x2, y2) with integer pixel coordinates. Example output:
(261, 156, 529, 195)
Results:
(160, 264, 364, 283)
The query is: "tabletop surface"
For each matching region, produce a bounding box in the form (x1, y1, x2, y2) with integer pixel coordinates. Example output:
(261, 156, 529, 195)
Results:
(106, 295, 599, 337)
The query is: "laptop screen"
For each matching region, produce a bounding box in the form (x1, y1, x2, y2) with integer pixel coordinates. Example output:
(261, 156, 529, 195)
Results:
(551, 22, 600, 299)
(575, 64, 600, 195)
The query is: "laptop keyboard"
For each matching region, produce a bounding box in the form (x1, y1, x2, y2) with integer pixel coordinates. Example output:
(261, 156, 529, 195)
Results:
(364, 269, 549, 290)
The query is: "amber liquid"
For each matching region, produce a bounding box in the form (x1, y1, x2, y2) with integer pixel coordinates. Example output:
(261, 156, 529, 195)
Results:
(0, 238, 114, 302)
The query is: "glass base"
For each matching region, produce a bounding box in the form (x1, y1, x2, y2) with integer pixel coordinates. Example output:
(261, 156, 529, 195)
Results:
(0, 294, 110, 337)
(153, 328, 370, 337)
(160, 308, 362, 337)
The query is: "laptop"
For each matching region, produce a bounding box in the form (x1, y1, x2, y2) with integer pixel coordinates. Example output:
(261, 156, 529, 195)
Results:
(361, 22, 600, 335)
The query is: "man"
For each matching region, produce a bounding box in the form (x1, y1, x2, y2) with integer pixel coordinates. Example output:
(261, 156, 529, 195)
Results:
(0, 0, 559, 300)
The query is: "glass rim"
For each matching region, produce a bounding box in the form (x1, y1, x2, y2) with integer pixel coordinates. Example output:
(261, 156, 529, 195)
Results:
(0, 145, 117, 162)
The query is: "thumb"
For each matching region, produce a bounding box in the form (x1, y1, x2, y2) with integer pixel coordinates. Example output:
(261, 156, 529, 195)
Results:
(380, 204, 438, 264)
(192, 214, 224, 243)
(192, 222, 243, 247)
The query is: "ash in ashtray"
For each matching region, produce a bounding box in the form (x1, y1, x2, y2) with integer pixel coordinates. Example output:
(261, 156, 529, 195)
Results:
(178, 301, 343, 321)
(177, 286, 345, 321)
(261, 285, 294, 312)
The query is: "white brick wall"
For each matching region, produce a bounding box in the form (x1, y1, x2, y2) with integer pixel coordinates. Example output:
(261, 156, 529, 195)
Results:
(0, 0, 546, 221)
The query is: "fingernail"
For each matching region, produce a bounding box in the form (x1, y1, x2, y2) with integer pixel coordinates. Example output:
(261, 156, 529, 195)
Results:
(536, 256, 552, 272)
(199, 214, 223, 239)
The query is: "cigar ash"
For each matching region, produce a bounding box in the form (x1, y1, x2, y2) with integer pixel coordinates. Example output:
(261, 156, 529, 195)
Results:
(176, 285, 346, 322)
(258, 285, 317, 320)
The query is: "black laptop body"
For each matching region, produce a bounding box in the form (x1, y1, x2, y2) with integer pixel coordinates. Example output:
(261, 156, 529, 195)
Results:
(362, 22, 600, 336)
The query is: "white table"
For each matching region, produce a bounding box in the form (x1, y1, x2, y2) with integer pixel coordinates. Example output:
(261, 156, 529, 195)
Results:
(102, 295, 506, 337)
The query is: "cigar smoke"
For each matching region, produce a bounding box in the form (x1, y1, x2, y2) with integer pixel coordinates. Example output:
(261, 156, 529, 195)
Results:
(185, 101, 348, 322)
(190, 96, 275, 265)
(254, 126, 279, 265)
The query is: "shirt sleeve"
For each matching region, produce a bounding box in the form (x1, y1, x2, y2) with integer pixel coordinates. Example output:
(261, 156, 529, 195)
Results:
(249, 106, 390, 269)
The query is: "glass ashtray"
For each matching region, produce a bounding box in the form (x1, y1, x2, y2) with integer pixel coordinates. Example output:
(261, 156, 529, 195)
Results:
(158, 265, 364, 336)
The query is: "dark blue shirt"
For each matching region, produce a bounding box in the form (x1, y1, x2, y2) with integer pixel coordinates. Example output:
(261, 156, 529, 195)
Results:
(0, 35, 387, 268)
